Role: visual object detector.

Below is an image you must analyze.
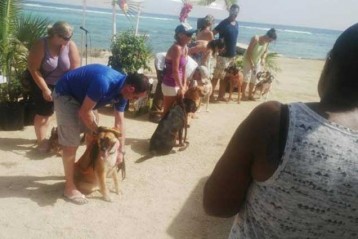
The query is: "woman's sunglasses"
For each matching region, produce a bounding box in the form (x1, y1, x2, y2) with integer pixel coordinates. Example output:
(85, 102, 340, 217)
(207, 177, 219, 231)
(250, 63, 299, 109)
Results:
(59, 33, 72, 41)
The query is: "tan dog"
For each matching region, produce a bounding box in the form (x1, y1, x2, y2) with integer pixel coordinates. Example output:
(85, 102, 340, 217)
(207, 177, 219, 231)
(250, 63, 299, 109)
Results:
(197, 78, 212, 112)
(74, 127, 124, 202)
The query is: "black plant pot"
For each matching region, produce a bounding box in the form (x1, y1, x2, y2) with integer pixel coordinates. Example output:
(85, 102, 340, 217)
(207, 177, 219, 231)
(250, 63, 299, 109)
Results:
(22, 99, 36, 126)
(0, 102, 25, 131)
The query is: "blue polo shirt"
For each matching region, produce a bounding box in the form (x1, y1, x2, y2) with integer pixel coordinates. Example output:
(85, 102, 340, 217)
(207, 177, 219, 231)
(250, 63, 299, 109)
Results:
(55, 64, 127, 112)
(214, 18, 239, 58)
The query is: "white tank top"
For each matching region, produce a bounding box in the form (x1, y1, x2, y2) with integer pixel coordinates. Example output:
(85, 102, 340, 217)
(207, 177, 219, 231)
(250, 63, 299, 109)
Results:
(229, 102, 358, 239)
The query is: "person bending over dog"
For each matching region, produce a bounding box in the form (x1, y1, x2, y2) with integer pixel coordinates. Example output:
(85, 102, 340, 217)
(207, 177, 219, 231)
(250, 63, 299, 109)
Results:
(53, 64, 149, 204)
(241, 28, 277, 101)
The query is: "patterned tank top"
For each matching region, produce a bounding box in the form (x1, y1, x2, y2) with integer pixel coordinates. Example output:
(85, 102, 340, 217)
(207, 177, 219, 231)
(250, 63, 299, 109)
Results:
(229, 102, 358, 239)
(162, 55, 187, 87)
(41, 37, 71, 85)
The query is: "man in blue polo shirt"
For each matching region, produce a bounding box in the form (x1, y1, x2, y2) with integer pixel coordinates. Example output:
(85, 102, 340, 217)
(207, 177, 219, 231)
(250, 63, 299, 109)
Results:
(53, 64, 149, 204)
(210, 3, 240, 102)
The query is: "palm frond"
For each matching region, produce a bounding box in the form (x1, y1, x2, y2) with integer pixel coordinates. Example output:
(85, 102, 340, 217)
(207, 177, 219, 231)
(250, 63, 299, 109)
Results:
(15, 14, 50, 50)
(0, 0, 21, 44)
(265, 52, 281, 74)
(120, 1, 143, 23)
(0, 0, 22, 75)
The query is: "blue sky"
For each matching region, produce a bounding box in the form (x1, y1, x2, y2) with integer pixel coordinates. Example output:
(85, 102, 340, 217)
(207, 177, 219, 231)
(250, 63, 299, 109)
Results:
(30, 0, 357, 30)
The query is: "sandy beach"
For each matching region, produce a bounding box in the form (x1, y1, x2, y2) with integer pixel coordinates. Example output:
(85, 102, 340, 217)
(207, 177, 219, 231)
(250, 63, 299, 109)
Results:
(0, 56, 324, 239)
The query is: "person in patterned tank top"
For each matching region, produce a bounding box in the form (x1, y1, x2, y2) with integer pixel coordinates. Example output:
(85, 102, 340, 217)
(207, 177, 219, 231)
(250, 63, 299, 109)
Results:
(204, 23, 358, 239)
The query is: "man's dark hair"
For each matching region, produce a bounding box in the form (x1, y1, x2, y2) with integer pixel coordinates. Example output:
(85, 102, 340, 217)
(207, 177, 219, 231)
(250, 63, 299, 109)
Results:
(266, 28, 277, 40)
(230, 4, 240, 10)
(126, 72, 150, 93)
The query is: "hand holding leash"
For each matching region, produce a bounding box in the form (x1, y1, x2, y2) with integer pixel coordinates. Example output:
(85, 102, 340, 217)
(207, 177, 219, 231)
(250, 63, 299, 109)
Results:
(42, 88, 53, 102)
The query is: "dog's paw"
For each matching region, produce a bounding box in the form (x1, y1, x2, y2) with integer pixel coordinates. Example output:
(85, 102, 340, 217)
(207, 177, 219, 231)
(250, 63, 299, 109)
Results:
(103, 195, 112, 202)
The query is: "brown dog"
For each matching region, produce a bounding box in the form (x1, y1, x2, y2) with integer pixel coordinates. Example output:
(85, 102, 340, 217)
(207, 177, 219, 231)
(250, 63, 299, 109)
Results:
(74, 127, 124, 202)
(219, 65, 243, 103)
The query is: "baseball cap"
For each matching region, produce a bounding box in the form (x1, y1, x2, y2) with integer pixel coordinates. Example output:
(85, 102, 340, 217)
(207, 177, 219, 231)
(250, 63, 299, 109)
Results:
(175, 23, 196, 36)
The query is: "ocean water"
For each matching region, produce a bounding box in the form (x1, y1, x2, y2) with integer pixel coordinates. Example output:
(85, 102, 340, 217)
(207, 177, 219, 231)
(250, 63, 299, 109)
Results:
(23, 1, 342, 60)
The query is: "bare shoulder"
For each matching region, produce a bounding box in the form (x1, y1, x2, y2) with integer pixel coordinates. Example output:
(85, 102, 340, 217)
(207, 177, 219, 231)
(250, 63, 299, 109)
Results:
(252, 35, 259, 42)
(69, 40, 78, 49)
(203, 101, 283, 217)
(248, 101, 284, 181)
(29, 38, 45, 53)
(248, 101, 282, 123)
(166, 43, 181, 59)
(245, 101, 282, 150)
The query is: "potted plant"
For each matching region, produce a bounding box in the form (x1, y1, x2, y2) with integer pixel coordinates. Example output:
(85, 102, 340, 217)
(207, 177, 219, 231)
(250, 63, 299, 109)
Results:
(108, 29, 152, 117)
(108, 29, 151, 74)
(0, 0, 50, 130)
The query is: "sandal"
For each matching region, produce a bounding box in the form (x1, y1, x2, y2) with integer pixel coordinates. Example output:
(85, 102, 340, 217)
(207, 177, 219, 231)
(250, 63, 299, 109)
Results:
(63, 193, 89, 205)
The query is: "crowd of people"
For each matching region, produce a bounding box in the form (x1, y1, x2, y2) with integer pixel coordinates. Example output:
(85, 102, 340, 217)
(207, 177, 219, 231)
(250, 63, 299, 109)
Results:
(25, 2, 357, 237)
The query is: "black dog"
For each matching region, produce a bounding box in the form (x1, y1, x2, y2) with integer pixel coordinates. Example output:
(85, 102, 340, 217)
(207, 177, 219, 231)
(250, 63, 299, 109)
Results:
(149, 98, 196, 155)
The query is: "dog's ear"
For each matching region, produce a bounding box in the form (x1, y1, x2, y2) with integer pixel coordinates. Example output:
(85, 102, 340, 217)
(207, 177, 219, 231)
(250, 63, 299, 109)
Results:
(97, 126, 121, 138)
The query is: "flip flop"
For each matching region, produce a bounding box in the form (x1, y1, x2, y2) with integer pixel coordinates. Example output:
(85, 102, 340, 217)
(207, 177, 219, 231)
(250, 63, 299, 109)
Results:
(63, 193, 89, 205)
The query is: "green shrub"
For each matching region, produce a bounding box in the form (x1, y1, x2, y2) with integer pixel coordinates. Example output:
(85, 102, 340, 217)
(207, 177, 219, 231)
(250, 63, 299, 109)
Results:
(108, 30, 152, 74)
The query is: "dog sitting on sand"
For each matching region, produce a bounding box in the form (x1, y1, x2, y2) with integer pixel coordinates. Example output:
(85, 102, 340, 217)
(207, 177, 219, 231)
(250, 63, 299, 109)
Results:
(149, 86, 205, 156)
(74, 127, 125, 202)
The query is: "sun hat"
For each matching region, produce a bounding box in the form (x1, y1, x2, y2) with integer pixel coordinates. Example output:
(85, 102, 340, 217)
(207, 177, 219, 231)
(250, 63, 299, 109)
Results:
(175, 22, 196, 36)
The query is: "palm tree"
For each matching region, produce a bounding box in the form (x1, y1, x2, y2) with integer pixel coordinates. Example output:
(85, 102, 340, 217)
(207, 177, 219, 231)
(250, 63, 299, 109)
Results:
(0, 0, 49, 102)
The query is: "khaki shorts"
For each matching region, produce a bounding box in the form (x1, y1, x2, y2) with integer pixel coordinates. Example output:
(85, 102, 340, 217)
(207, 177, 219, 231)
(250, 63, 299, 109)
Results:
(243, 64, 261, 84)
(212, 56, 235, 79)
(53, 91, 87, 147)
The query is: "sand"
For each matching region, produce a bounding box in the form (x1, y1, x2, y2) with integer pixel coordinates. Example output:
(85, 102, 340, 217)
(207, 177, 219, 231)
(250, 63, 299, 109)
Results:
(0, 56, 324, 239)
